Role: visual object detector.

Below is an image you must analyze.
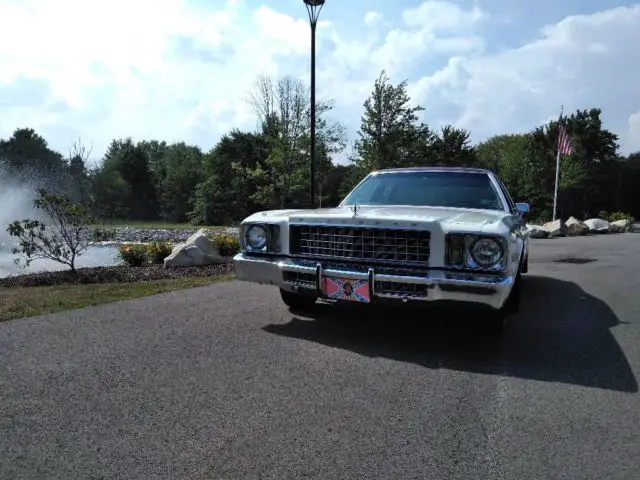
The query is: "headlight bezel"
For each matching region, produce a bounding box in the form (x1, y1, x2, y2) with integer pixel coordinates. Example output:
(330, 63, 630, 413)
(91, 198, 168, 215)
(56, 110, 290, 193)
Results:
(467, 236, 505, 269)
(241, 222, 281, 253)
(446, 233, 507, 271)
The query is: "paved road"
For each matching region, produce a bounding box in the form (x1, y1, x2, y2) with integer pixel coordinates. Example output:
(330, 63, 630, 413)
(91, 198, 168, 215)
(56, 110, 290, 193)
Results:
(1, 233, 639, 479)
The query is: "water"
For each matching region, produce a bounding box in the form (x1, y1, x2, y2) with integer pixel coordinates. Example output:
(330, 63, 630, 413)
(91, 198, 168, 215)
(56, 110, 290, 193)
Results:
(0, 245, 122, 278)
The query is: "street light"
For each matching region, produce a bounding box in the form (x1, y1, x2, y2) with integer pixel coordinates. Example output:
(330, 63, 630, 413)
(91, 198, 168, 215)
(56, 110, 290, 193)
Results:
(303, 0, 325, 209)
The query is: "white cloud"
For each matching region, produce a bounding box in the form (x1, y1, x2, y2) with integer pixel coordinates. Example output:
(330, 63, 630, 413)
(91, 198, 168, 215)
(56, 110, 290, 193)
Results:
(406, 4, 640, 153)
(0, 0, 639, 163)
(364, 11, 381, 26)
(403, 0, 486, 31)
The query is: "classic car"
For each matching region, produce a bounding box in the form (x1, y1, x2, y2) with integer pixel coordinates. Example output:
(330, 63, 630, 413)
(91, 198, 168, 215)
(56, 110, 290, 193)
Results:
(233, 167, 530, 334)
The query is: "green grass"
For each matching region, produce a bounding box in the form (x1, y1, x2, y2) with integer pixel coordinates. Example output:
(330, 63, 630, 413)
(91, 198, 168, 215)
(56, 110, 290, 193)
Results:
(93, 219, 229, 230)
(0, 274, 234, 322)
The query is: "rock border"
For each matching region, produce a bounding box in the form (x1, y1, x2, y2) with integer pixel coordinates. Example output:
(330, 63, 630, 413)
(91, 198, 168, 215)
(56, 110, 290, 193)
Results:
(527, 217, 635, 239)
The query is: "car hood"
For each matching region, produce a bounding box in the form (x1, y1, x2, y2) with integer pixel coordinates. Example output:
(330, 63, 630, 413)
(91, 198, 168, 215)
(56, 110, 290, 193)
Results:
(244, 205, 508, 229)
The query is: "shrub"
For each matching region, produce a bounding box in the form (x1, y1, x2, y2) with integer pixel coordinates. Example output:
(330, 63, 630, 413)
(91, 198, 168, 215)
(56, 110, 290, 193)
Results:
(206, 231, 240, 257)
(7, 188, 94, 273)
(92, 227, 117, 242)
(119, 244, 148, 267)
(147, 241, 173, 264)
(119, 242, 175, 267)
(598, 211, 635, 223)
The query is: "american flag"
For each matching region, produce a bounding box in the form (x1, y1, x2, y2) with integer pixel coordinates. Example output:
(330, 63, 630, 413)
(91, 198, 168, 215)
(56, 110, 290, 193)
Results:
(558, 121, 573, 156)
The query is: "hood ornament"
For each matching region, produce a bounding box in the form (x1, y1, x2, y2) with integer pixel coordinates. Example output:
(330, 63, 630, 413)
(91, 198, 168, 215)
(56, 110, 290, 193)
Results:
(351, 203, 360, 217)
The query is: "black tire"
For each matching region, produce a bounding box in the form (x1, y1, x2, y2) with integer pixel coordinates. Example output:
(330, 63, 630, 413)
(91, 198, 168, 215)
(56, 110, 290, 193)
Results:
(280, 289, 318, 310)
(521, 254, 528, 274)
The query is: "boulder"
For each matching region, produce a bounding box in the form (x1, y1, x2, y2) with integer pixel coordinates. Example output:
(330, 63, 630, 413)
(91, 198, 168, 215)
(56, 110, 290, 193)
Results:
(543, 219, 566, 237)
(583, 218, 610, 233)
(609, 219, 632, 233)
(526, 224, 549, 239)
(164, 228, 226, 268)
(565, 216, 588, 236)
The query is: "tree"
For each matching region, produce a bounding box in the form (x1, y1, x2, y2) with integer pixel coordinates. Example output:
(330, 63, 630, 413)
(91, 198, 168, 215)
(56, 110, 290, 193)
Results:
(352, 70, 432, 173)
(99, 139, 158, 220)
(7, 189, 95, 274)
(477, 133, 531, 202)
(65, 138, 92, 204)
(154, 143, 203, 222)
(244, 74, 346, 209)
(430, 125, 477, 167)
(190, 130, 268, 225)
(0, 128, 67, 189)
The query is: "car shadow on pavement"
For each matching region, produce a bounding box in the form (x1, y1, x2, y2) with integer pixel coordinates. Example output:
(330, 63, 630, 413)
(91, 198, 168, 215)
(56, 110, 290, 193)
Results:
(263, 275, 638, 393)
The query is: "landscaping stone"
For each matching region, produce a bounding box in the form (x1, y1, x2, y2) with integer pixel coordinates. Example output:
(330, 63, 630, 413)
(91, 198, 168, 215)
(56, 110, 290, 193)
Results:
(164, 229, 227, 268)
(610, 219, 632, 233)
(526, 224, 549, 238)
(583, 218, 611, 233)
(543, 219, 566, 237)
(565, 216, 588, 236)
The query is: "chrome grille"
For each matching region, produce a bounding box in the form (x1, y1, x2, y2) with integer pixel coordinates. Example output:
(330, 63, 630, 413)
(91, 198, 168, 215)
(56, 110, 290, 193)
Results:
(289, 225, 430, 264)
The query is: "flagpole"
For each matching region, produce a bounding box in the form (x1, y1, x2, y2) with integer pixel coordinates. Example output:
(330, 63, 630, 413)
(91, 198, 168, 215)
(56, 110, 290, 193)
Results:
(552, 105, 564, 222)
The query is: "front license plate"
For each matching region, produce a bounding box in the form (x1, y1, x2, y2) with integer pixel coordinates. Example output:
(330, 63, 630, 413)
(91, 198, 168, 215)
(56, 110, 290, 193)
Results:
(322, 277, 371, 303)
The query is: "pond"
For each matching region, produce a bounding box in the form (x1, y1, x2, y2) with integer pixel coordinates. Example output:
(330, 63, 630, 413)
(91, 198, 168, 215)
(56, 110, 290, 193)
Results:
(0, 245, 123, 278)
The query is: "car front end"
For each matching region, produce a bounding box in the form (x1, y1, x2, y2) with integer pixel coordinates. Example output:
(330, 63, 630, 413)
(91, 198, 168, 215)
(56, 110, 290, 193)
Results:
(233, 207, 520, 311)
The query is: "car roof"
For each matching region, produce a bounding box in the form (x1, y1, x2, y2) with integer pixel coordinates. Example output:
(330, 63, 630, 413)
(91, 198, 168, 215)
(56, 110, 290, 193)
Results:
(373, 166, 492, 175)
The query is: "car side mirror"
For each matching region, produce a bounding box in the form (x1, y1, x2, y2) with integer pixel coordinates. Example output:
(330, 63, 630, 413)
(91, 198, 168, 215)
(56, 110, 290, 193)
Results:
(515, 202, 530, 215)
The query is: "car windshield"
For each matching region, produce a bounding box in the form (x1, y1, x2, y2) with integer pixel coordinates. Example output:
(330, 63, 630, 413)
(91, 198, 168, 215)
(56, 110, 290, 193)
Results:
(341, 170, 505, 211)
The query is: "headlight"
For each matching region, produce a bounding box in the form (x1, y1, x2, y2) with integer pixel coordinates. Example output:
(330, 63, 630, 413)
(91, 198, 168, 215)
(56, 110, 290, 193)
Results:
(246, 224, 267, 250)
(469, 237, 503, 268)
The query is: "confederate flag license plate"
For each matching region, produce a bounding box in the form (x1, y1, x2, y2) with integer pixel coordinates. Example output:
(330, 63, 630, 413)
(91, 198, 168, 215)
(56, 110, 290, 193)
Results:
(322, 277, 371, 303)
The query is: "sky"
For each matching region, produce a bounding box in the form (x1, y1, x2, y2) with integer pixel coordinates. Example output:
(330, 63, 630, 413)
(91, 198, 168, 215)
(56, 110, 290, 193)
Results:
(1, 0, 639, 165)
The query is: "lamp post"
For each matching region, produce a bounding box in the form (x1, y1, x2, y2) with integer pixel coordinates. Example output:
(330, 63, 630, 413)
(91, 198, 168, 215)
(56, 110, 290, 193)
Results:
(303, 0, 324, 209)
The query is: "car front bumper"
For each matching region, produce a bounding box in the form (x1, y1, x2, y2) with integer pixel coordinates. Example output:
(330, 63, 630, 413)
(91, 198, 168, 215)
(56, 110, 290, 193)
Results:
(233, 253, 514, 310)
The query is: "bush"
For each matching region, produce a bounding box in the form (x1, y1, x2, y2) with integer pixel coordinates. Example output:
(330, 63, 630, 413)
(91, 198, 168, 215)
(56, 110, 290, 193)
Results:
(119, 242, 175, 267)
(119, 244, 149, 267)
(206, 232, 240, 257)
(7, 188, 94, 273)
(92, 227, 117, 242)
(598, 211, 635, 223)
(147, 241, 173, 264)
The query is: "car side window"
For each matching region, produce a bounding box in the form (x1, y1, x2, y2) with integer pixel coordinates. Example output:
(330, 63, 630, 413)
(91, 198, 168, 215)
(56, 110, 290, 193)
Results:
(496, 178, 516, 213)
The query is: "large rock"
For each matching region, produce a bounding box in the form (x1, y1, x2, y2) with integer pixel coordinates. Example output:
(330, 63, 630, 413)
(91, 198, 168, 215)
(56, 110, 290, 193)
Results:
(543, 219, 566, 237)
(164, 228, 226, 268)
(583, 218, 610, 233)
(526, 224, 549, 239)
(565, 216, 588, 236)
(610, 219, 632, 233)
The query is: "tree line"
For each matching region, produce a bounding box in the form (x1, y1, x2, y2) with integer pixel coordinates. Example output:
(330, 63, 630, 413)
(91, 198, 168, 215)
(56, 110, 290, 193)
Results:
(2, 70, 639, 225)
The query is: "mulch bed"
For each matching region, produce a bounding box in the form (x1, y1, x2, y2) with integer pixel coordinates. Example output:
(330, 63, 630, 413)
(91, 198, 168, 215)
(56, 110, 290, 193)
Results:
(0, 262, 235, 288)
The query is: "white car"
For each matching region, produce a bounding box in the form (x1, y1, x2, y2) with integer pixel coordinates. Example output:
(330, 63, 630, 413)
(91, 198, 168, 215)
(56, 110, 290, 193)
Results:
(233, 167, 530, 334)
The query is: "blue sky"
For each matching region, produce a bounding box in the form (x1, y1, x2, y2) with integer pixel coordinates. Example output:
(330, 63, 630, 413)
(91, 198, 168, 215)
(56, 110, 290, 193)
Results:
(1, 0, 639, 164)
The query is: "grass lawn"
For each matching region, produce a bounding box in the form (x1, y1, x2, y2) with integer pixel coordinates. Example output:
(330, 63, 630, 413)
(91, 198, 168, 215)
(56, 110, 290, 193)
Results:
(0, 274, 234, 322)
(93, 220, 229, 230)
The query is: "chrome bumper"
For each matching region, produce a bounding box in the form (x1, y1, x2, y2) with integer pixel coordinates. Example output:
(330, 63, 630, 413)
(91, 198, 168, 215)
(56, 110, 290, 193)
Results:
(233, 253, 513, 310)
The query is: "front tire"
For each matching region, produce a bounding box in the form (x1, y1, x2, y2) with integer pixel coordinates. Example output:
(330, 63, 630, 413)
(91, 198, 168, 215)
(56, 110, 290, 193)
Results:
(280, 289, 318, 310)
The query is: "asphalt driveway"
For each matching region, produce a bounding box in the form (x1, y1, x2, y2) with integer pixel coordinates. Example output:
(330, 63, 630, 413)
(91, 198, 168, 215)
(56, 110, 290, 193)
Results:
(1, 232, 639, 479)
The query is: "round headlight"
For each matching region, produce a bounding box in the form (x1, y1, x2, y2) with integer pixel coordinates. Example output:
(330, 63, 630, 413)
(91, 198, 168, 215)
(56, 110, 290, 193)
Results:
(470, 237, 503, 268)
(246, 225, 267, 250)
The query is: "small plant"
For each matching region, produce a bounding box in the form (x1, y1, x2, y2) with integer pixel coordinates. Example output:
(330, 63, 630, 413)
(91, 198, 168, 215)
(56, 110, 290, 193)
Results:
(147, 241, 173, 264)
(7, 188, 94, 274)
(598, 211, 634, 224)
(119, 244, 148, 267)
(118, 242, 174, 267)
(206, 232, 240, 257)
(91, 227, 117, 242)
